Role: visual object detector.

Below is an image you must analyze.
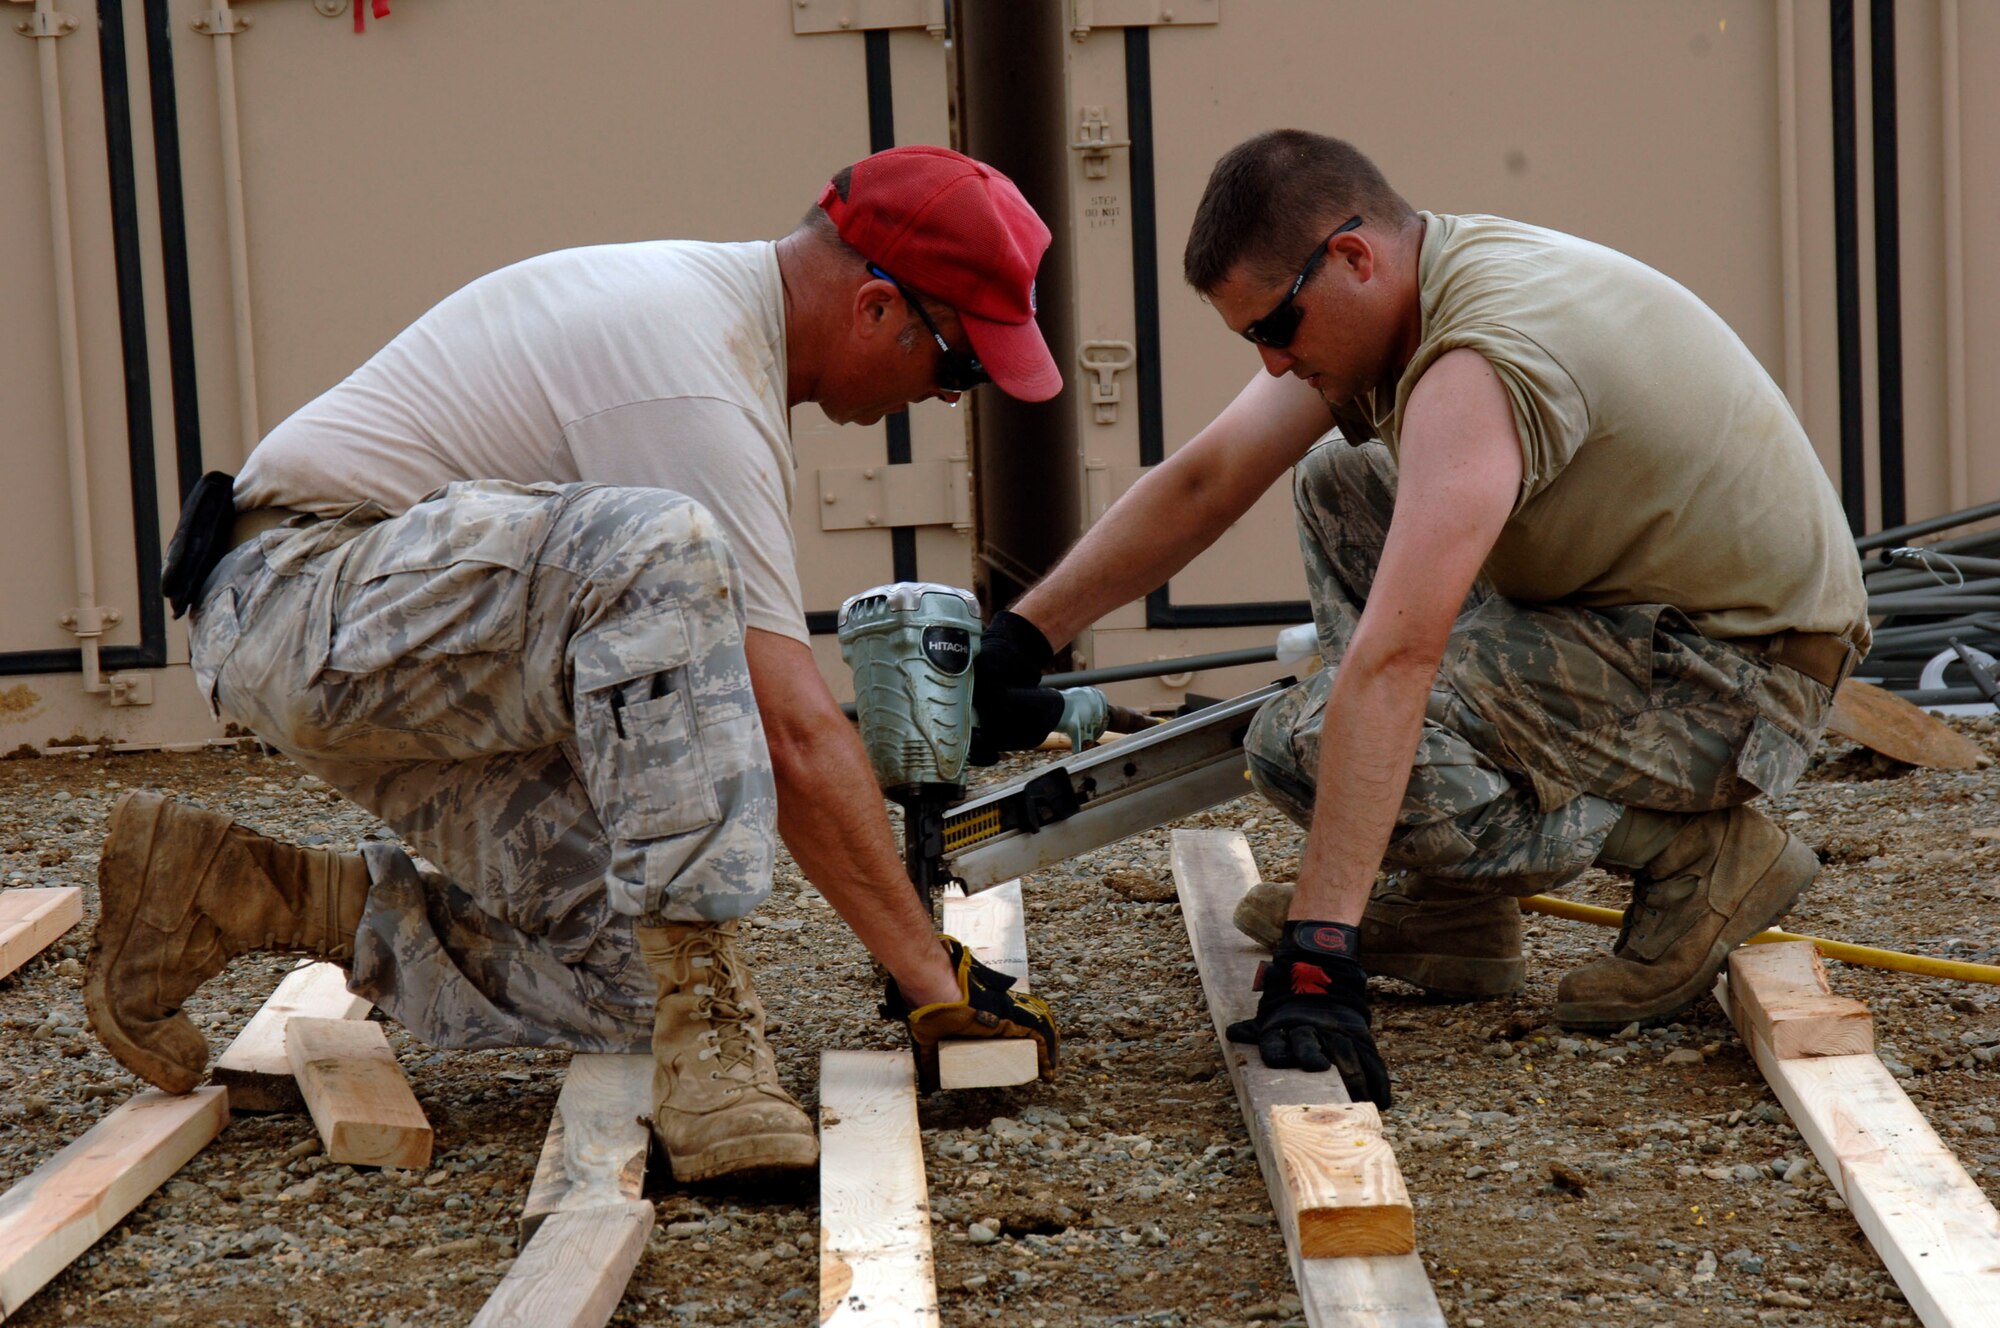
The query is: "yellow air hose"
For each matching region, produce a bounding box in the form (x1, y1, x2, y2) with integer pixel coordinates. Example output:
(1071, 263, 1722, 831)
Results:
(1518, 894, 2000, 985)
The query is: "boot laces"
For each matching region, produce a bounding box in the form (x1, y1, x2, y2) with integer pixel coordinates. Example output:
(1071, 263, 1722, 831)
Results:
(658, 930, 759, 1083)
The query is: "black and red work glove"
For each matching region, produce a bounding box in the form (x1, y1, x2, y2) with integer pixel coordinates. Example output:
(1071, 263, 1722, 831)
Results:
(969, 611, 1064, 765)
(1229, 921, 1392, 1108)
(882, 935, 1060, 1092)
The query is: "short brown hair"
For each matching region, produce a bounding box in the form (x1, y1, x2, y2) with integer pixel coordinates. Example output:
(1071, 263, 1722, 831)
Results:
(1183, 130, 1413, 292)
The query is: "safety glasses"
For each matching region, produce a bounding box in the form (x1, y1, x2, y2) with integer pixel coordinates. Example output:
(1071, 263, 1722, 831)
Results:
(1241, 215, 1363, 350)
(868, 264, 992, 393)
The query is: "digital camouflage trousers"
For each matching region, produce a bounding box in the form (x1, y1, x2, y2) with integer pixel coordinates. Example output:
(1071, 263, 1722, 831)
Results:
(1244, 441, 1834, 895)
(189, 480, 777, 1051)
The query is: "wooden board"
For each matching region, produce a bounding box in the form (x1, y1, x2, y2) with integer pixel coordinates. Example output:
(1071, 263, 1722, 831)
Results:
(0, 1088, 229, 1317)
(1717, 972, 2000, 1328)
(210, 961, 373, 1113)
(519, 1054, 653, 1245)
(1269, 1103, 1415, 1258)
(1172, 830, 1445, 1327)
(0, 887, 83, 983)
(819, 1050, 939, 1327)
(286, 1017, 433, 1170)
(1828, 679, 1989, 770)
(937, 879, 1038, 1090)
(470, 1199, 653, 1328)
(939, 880, 1029, 989)
(1726, 942, 1874, 1059)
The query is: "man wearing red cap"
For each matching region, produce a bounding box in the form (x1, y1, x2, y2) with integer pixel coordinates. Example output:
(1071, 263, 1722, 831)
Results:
(88, 146, 1061, 1182)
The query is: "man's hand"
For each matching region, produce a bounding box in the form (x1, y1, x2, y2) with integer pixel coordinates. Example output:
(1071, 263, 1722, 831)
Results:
(883, 935, 1060, 1091)
(1227, 921, 1391, 1107)
(970, 611, 1062, 764)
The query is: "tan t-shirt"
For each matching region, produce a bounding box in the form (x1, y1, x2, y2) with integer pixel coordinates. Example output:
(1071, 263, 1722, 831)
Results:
(235, 240, 809, 642)
(1328, 212, 1868, 649)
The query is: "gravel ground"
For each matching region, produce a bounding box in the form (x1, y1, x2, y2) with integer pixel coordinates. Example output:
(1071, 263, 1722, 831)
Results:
(1, 719, 1997, 1327)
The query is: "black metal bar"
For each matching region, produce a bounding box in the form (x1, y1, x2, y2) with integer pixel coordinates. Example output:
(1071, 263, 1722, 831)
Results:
(144, 0, 204, 504)
(1831, 0, 1867, 535)
(1870, 0, 1905, 530)
(1854, 497, 2000, 551)
(1125, 26, 1164, 472)
(1044, 644, 1281, 688)
(96, 0, 166, 666)
(865, 28, 919, 587)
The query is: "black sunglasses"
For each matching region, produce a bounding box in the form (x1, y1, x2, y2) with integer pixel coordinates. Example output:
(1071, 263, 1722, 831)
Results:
(868, 264, 992, 394)
(1241, 215, 1364, 350)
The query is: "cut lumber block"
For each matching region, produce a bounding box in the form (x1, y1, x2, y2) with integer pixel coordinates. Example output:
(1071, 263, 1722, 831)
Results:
(1828, 678, 1988, 770)
(470, 1199, 653, 1328)
(1269, 1103, 1415, 1257)
(211, 961, 373, 1113)
(1726, 941, 1873, 1059)
(1172, 830, 1445, 1327)
(937, 879, 1038, 1090)
(0, 887, 83, 982)
(1718, 964, 2000, 1328)
(519, 1054, 653, 1245)
(935, 1037, 1039, 1092)
(0, 1088, 228, 1317)
(819, 1049, 939, 1327)
(286, 1016, 432, 1170)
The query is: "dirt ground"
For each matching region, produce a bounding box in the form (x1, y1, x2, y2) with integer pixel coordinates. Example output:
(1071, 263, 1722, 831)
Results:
(1, 718, 1997, 1327)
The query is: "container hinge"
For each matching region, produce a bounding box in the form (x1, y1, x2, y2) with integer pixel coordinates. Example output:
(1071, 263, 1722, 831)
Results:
(818, 460, 965, 531)
(1070, 106, 1130, 180)
(1070, 0, 1219, 41)
(14, 6, 79, 39)
(191, 6, 248, 35)
(1078, 340, 1136, 425)
(793, 0, 948, 37)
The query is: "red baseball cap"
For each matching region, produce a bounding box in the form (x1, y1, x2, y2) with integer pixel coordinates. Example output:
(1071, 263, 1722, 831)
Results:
(819, 146, 1064, 403)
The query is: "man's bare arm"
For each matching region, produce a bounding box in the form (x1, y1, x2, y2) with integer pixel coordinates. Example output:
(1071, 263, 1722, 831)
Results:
(1011, 371, 1334, 646)
(1290, 349, 1524, 926)
(744, 627, 958, 1006)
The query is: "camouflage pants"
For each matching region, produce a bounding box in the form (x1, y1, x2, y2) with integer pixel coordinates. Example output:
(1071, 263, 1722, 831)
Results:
(1244, 441, 1833, 895)
(188, 480, 776, 1052)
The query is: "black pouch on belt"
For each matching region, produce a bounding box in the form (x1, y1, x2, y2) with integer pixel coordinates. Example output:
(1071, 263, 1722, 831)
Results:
(160, 470, 239, 620)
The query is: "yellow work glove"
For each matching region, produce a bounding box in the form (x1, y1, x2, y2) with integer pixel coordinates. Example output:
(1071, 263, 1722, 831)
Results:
(882, 935, 1060, 1092)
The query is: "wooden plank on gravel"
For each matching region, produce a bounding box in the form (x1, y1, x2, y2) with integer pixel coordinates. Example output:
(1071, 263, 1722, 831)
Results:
(937, 880, 1038, 1090)
(519, 1054, 653, 1245)
(1171, 829, 1446, 1328)
(286, 1016, 432, 1170)
(211, 961, 373, 1113)
(0, 1087, 229, 1318)
(819, 1049, 939, 1327)
(0, 887, 83, 983)
(1269, 1103, 1415, 1257)
(1717, 960, 2000, 1328)
(1725, 941, 1873, 1060)
(470, 1199, 653, 1328)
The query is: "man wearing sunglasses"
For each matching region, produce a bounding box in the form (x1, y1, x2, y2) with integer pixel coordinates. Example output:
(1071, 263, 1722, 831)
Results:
(975, 129, 1866, 1109)
(91, 146, 1063, 1184)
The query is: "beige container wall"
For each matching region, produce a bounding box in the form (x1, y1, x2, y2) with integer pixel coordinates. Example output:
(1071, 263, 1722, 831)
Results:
(1033, 0, 2000, 710)
(7, 2, 2000, 749)
(0, 0, 964, 750)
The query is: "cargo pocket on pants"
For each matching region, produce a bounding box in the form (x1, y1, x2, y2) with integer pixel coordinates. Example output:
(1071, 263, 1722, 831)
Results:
(573, 604, 722, 841)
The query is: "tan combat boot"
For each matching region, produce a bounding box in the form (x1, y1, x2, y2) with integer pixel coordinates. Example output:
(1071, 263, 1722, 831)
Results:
(86, 790, 370, 1094)
(637, 920, 818, 1182)
(1232, 875, 1525, 998)
(1555, 804, 1816, 1030)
